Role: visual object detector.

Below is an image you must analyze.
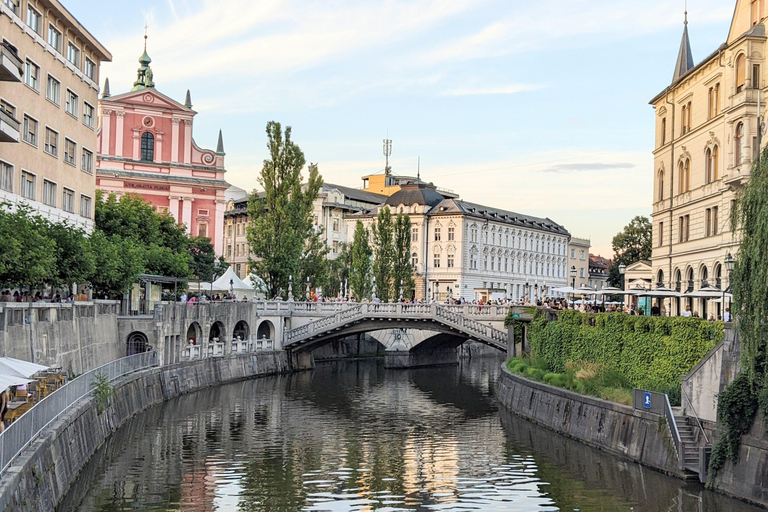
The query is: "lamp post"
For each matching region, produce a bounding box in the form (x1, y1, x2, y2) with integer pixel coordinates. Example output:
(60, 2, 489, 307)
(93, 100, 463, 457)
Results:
(399, 279, 404, 302)
(618, 263, 627, 313)
(372, 276, 377, 301)
(523, 282, 529, 305)
(724, 252, 735, 319)
(570, 265, 577, 308)
(306, 276, 311, 301)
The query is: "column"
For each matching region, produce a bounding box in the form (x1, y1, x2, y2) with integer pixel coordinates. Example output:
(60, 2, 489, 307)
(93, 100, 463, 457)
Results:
(183, 120, 192, 164)
(214, 199, 226, 257)
(171, 119, 180, 163)
(115, 111, 125, 157)
(101, 109, 112, 154)
(168, 196, 180, 224)
(155, 131, 164, 163)
(182, 197, 193, 233)
(132, 129, 141, 160)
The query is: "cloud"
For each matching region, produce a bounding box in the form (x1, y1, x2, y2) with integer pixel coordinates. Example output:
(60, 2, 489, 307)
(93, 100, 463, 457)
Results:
(441, 84, 545, 96)
(539, 162, 635, 173)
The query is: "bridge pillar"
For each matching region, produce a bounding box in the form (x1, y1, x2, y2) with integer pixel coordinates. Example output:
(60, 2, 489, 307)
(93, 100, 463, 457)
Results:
(384, 347, 458, 369)
(288, 350, 315, 371)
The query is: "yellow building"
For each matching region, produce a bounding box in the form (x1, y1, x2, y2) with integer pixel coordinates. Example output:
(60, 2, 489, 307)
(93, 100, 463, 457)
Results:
(0, 0, 111, 230)
(650, 1, 764, 318)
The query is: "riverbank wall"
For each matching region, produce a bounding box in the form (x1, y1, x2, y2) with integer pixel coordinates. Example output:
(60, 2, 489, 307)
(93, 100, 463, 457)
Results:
(0, 351, 289, 512)
(497, 366, 684, 478)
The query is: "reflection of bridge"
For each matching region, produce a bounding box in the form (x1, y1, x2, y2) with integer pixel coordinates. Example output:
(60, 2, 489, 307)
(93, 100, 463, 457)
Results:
(285, 303, 508, 350)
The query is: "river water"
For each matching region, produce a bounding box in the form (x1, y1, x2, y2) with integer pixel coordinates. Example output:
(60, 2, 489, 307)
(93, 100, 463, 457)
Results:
(59, 357, 762, 511)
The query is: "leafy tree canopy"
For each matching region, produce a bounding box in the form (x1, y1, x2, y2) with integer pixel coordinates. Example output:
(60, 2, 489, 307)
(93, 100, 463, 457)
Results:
(607, 216, 652, 287)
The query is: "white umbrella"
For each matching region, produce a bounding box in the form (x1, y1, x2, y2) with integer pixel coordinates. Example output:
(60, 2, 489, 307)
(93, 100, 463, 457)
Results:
(592, 286, 624, 295)
(683, 286, 730, 299)
(0, 356, 49, 378)
(551, 286, 579, 294)
(576, 286, 597, 295)
(0, 374, 32, 390)
(639, 287, 682, 298)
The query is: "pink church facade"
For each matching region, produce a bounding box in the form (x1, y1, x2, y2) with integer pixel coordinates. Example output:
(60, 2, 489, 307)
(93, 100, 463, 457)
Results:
(96, 44, 228, 256)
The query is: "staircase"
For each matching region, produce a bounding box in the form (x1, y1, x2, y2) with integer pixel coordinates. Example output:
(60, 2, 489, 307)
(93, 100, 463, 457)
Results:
(675, 413, 700, 472)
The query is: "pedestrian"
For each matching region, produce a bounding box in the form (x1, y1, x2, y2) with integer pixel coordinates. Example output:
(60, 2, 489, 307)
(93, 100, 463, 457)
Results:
(681, 305, 692, 317)
(723, 308, 732, 322)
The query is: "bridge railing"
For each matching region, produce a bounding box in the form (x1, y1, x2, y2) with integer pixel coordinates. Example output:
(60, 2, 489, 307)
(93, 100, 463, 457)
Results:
(0, 351, 158, 477)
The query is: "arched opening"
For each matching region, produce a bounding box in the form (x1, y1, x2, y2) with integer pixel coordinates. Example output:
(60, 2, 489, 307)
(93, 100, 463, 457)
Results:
(714, 263, 723, 318)
(140, 132, 154, 161)
(257, 320, 274, 340)
(700, 266, 710, 318)
(209, 321, 225, 343)
(657, 269, 665, 288)
(186, 322, 201, 345)
(126, 331, 149, 356)
(233, 320, 249, 342)
(673, 268, 682, 316)
(685, 268, 695, 311)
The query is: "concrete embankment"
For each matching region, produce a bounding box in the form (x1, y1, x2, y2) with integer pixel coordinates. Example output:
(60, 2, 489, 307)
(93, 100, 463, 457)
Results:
(497, 366, 683, 478)
(0, 351, 289, 512)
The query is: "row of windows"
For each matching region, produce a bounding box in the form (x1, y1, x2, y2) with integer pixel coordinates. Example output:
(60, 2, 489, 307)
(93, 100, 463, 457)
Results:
(20, 59, 95, 127)
(19, 1, 97, 81)
(657, 206, 722, 246)
(0, 160, 91, 217)
(466, 254, 567, 278)
(18, 112, 94, 173)
(469, 227, 566, 254)
(226, 242, 249, 258)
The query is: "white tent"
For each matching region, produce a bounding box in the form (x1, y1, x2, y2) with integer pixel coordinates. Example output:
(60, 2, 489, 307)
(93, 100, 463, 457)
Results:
(0, 357, 48, 379)
(242, 275, 267, 299)
(210, 267, 255, 298)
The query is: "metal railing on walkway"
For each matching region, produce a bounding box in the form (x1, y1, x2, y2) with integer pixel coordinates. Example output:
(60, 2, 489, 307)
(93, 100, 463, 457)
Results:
(0, 351, 158, 476)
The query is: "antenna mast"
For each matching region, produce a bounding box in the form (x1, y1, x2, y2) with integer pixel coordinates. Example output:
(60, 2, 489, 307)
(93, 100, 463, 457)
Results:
(383, 138, 392, 176)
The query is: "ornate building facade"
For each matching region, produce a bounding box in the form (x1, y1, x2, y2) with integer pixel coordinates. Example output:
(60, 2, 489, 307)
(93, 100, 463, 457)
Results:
(567, 236, 591, 289)
(346, 181, 570, 302)
(96, 39, 228, 255)
(0, 0, 111, 230)
(650, 0, 763, 317)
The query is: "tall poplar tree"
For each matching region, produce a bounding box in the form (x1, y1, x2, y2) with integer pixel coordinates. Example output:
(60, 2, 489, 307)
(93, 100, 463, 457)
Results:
(393, 213, 415, 299)
(350, 221, 372, 300)
(372, 207, 395, 301)
(246, 122, 324, 299)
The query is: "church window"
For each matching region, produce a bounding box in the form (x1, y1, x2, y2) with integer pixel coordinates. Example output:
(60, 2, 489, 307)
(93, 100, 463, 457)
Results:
(141, 132, 154, 161)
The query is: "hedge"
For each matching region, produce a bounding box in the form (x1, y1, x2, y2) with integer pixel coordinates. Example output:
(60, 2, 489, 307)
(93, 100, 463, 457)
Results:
(527, 311, 724, 390)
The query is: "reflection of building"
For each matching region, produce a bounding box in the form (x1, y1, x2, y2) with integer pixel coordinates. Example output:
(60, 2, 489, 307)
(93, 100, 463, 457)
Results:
(96, 39, 228, 255)
(223, 183, 386, 279)
(649, 2, 759, 316)
(0, 0, 111, 230)
(347, 181, 570, 302)
(567, 237, 590, 288)
(588, 254, 611, 290)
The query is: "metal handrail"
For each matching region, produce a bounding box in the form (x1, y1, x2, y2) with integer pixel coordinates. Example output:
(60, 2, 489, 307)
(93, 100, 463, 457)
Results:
(681, 385, 709, 444)
(0, 351, 158, 476)
(663, 394, 682, 461)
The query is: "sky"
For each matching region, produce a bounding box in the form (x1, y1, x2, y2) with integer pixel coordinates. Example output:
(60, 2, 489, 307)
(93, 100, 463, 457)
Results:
(65, 0, 736, 256)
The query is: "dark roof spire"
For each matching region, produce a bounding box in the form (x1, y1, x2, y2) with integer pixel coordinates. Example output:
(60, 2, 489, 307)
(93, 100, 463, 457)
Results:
(132, 26, 155, 91)
(672, 9, 694, 82)
(102, 77, 110, 98)
(184, 89, 192, 108)
(216, 130, 225, 155)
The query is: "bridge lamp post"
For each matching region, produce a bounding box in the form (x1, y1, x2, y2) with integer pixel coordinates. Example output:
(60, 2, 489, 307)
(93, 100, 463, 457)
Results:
(306, 276, 311, 301)
(399, 280, 403, 302)
(229, 278, 234, 299)
(372, 276, 377, 301)
(570, 266, 577, 307)
(288, 275, 293, 301)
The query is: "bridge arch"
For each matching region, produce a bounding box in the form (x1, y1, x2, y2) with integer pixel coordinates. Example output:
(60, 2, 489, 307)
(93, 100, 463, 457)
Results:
(209, 321, 226, 343)
(186, 322, 202, 345)
(126, 331, 149, 356)
(257, 320, 274, 340)
(233, 320, 250, 342)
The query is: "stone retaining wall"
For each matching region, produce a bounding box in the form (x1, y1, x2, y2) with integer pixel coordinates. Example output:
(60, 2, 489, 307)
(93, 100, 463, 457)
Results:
(497, 366, 684, 478)
(0, 351, 289, 512)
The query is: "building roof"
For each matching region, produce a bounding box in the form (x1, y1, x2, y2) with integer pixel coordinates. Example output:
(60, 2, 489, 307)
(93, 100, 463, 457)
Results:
(384, 182, 445, 208)
(447, 199, 569, 235)
(672, 16, 695, 82)
(323, 183, 387, 204)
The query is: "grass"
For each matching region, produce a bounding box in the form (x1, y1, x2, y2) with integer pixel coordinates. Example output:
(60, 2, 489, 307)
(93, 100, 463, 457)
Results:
(506, 355, 634, 406)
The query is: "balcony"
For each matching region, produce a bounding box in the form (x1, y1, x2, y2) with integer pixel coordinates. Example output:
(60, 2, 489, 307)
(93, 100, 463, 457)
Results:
(0, 41, 23, 83)
(0, 107, 20, 143)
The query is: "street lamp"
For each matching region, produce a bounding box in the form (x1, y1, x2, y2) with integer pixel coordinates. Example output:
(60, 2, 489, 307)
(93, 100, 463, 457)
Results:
(724, 252, 735, 319)
(306, 276, 311, 301)
(399, 279, 404, 302)
(229, 278, 234, 299)
(570, 265, 577, 308)
(372, 276, 377, 301)
(618, 263, 627, 312)
(288, 275, 293, 301)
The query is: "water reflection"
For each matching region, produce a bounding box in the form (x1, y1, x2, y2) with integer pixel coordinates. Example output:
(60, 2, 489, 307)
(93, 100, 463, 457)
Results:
(58, 357, 761, 511)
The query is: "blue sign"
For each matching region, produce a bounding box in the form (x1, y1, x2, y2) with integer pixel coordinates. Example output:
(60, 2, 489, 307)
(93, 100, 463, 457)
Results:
(512, 313, 520, 319)
(643, 392, 652, 409)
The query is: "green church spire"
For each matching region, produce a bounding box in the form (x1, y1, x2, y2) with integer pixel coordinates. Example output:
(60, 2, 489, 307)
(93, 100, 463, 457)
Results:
(132, 27, 155, 91)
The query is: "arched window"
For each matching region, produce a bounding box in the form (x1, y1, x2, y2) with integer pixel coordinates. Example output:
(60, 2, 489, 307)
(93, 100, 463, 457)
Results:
(712, 145, 719, 180)
(657, 269, 665, 288)
(411, 252, 418, 267)
(678, 161, 684, 194)
(140, 132, 154, 161)
(736, 54, 746, 93)
(658, 170, 665, 201)
(661, 117, 667, 145)
(735, 123, 744, 165)
(684, 159, 690, 192)
(706, 148, 713, 183)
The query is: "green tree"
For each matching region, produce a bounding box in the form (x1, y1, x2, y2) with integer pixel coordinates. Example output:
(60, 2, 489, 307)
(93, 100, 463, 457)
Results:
(0, 204, 56, 288)
(246, 122, 323, 299)
(327, 242, 351, 298)
(350, 221, 372, 300)
(46, 221, 95, 287)
(393, 213, 414, 299)
(607, 215, 652, 287)
(298, 225, 330, 299)
(371, 206, 395, 301)
(188, 236, 217, 281)
(87, 232, 144, 296)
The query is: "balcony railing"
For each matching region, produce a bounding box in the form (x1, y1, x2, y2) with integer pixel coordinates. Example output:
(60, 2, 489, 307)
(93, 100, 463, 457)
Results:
(0, 106, 20, 143)
(0, 41, 23, 83)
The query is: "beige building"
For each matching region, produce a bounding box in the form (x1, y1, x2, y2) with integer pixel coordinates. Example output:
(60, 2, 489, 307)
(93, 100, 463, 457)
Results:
(567, 237, 590, 289)
(650, 0, 762, 317)
(0, 0, 111, 230)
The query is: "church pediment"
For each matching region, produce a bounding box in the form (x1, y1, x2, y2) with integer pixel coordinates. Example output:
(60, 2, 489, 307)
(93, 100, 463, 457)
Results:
(104, 89, 193, 113)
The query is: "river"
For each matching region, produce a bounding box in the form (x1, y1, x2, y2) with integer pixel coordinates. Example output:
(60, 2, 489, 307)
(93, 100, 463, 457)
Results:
(58, 357, 762, 511)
